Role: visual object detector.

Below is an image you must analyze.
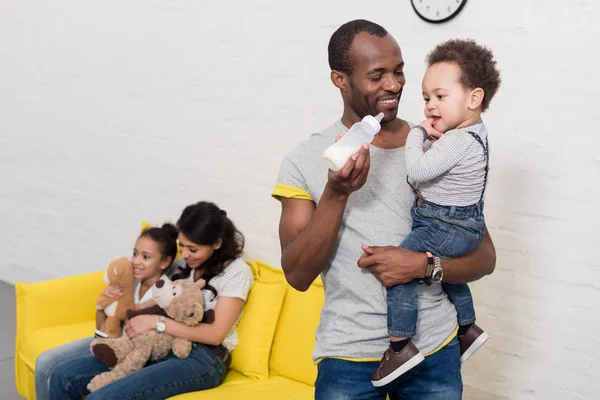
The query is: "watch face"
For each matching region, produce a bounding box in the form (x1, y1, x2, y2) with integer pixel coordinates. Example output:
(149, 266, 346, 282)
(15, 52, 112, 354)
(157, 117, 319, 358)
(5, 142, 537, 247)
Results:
(157, 322, 166, 333)
(432, 269, 444, 283)
(411, 0, 468, 23)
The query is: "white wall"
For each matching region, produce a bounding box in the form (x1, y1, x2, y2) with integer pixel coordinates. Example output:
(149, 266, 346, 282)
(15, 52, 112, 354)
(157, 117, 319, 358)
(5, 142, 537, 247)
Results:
(1, 0, 599, 398)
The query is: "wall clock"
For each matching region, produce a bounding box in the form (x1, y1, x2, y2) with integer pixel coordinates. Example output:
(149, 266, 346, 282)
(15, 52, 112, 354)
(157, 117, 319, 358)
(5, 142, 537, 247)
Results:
(411, 0, 468, 23)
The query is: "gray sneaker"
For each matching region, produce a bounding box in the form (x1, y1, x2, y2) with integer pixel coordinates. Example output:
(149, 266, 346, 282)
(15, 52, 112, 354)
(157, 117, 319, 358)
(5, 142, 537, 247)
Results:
(371, 341, 425, 387)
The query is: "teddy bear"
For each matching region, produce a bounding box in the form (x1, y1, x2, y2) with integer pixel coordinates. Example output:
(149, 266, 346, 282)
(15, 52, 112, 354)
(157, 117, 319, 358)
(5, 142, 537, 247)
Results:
(87, 278, 206, 392)
(95, 257, 136, 338)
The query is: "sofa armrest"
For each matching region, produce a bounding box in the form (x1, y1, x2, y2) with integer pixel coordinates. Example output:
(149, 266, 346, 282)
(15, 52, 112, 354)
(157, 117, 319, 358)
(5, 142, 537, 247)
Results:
(15, 271, 105, 334)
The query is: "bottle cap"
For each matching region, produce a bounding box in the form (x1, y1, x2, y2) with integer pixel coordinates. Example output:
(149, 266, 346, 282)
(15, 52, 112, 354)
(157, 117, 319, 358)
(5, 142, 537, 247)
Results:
(362, 113, 384, 134)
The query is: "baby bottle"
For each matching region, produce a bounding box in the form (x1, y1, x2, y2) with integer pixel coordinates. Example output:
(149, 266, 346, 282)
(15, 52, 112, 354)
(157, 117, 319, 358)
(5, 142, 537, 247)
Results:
(322, 112, 384, 171)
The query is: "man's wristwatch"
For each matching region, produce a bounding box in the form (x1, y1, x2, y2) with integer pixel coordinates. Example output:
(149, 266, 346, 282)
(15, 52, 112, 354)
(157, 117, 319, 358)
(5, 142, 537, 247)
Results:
(156, 316, 167, 333)
(423, 252, 443, 285)
(430, 255, 443, 284)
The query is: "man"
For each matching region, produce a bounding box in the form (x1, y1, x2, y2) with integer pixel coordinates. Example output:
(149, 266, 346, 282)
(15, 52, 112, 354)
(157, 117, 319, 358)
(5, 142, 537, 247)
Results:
(272, 20, 495, 399)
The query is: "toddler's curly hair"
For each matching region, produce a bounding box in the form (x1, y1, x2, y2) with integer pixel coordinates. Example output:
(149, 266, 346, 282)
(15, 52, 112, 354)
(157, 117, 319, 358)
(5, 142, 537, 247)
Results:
(428, 39, 501, 112)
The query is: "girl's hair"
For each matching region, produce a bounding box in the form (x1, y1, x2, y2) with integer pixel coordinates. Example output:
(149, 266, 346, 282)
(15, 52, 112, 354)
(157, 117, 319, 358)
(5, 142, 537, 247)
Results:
(171, 201, 245, 297)
(139, 223, 179, 264)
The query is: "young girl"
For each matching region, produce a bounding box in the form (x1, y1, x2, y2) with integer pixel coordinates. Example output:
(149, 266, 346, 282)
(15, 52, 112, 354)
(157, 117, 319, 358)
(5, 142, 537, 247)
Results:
(47, 201, 253, 400)
(34, 223, 179, 400)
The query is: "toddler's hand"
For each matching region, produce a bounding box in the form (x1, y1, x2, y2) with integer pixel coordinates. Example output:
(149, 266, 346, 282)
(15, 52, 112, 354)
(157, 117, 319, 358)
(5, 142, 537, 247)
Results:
(419, 118, 444, 142)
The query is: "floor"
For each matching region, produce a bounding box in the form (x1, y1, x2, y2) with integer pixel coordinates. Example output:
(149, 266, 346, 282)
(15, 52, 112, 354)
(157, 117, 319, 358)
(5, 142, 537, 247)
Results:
(0, 281, 20, 399)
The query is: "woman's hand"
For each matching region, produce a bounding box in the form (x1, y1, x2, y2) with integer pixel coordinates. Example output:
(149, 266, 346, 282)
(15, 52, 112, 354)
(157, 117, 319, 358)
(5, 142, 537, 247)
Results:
(125, 315, 159, 339)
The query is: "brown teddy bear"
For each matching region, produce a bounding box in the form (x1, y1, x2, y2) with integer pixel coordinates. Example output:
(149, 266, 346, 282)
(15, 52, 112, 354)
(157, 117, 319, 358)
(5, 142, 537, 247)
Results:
(87, 278, 206, 392)
(95, 257, 136, 338)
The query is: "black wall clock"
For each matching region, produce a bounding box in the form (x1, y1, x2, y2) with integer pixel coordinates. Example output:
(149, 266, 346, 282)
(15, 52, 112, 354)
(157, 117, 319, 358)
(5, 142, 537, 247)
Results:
(411, 0, 468, 23)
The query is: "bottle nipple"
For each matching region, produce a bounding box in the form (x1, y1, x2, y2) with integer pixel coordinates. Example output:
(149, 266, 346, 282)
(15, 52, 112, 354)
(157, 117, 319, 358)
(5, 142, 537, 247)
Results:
(374, 112, 384, 123)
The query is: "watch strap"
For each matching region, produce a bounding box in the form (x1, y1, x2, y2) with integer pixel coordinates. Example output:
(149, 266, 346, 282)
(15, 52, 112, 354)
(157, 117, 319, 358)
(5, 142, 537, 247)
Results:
(156, 315, 166, 333)
(424, 251, 434, 286)
(432, 255, 443, 283)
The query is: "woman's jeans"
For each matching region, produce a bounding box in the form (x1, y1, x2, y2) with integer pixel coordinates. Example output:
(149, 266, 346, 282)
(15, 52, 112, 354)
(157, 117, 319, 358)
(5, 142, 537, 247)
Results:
(47, 342, 229, 400)
(35, 337, 94, 400)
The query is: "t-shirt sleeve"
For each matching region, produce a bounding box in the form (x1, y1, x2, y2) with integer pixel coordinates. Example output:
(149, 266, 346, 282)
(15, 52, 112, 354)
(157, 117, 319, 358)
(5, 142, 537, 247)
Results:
(405, 128, 474, 184)
(219, 261, 254, 301)
(272, 155, 313, 201)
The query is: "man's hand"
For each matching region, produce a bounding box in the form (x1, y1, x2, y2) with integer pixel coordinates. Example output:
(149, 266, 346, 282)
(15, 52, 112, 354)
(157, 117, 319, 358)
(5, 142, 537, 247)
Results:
(327, 140, 371, 196)
(357, 245, 427, 287)
(419, 118, 444, 142)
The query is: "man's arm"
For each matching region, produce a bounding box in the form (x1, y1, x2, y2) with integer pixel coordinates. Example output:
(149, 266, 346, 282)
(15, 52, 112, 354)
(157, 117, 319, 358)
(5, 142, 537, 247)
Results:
(357, 228, 496, 286)
(278, 144, 371, 291)
(440, 228, 496, 283)
(279, 191, 347, 291)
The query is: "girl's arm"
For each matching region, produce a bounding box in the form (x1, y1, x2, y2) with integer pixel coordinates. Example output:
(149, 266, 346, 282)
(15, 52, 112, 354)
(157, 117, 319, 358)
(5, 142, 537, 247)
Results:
(125, 296, 244, 346)
(95, 310, 107, 330)
(95, 284, 122, 330)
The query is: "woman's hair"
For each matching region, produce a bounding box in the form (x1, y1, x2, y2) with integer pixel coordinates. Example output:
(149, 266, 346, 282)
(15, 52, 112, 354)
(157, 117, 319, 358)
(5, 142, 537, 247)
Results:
(139, 223, 179, 264)
(171, 201, 245, 297)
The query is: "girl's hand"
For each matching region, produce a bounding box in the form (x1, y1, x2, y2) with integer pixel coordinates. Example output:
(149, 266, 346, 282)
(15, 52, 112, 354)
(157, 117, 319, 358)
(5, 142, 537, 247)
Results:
(96, 284, 123, 309)
(125, 315, 159, 339)
(101, 284, 123, 299)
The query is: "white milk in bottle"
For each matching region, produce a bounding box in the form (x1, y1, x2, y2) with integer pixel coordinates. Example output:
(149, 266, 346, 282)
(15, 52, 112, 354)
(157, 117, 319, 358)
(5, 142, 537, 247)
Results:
(322, 113, 384, 171)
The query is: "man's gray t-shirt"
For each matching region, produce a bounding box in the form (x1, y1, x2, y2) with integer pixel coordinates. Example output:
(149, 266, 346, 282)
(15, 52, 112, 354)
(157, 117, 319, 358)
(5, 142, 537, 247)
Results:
(273, 120, 457, 361)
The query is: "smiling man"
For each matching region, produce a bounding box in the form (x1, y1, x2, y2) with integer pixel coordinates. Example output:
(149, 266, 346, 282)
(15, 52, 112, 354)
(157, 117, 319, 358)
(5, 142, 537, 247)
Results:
(272, 20, 496, 399)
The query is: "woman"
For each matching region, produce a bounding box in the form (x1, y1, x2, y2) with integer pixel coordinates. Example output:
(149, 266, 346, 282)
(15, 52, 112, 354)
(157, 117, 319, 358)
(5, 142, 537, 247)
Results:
(47, 201, 253, 399)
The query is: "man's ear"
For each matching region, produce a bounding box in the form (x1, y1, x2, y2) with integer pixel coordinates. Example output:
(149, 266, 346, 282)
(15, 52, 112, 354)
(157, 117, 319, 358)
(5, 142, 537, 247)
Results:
(331, 70, 350, 92)
(469, 88, 485, 110)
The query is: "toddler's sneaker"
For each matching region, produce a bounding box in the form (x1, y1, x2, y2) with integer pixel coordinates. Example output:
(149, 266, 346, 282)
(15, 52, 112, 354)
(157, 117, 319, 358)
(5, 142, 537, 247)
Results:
(371, 341, 424, 387)
(459, 323, 489, 363)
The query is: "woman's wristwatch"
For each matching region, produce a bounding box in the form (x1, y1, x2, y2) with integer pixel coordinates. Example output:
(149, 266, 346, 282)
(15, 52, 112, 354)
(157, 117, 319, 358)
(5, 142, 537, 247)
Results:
(156, 316, 167, 333)
(423, 251, 443, 285)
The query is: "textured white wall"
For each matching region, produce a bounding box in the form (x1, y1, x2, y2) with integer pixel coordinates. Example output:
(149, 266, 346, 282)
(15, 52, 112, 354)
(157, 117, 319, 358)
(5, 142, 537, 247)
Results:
(1, 0, 599, 398)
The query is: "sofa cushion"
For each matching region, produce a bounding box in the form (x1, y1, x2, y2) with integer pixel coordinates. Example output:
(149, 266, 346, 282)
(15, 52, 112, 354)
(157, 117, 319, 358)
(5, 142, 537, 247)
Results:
(230, 262, 288, 380)
(269, 278, 324, 386)
(19, 321, 95, 370)
(170, 370, 313, 400)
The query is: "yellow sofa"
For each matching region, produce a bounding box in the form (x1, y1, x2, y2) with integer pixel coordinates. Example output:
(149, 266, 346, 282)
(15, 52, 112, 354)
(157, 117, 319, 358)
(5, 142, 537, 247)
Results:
(15, 260, 324, 400)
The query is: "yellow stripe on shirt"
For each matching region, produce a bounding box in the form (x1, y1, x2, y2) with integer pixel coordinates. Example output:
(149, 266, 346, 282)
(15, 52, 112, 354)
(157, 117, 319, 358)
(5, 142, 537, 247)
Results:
(272, 183, 314, 201)
(315, 326, 458, 365)
(424, 325, 458, 357)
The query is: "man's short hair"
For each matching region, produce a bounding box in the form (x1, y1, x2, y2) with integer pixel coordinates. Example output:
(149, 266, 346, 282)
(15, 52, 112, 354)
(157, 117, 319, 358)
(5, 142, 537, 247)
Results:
(328, 19, 388, 75)
(427, 39, 501, 112)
